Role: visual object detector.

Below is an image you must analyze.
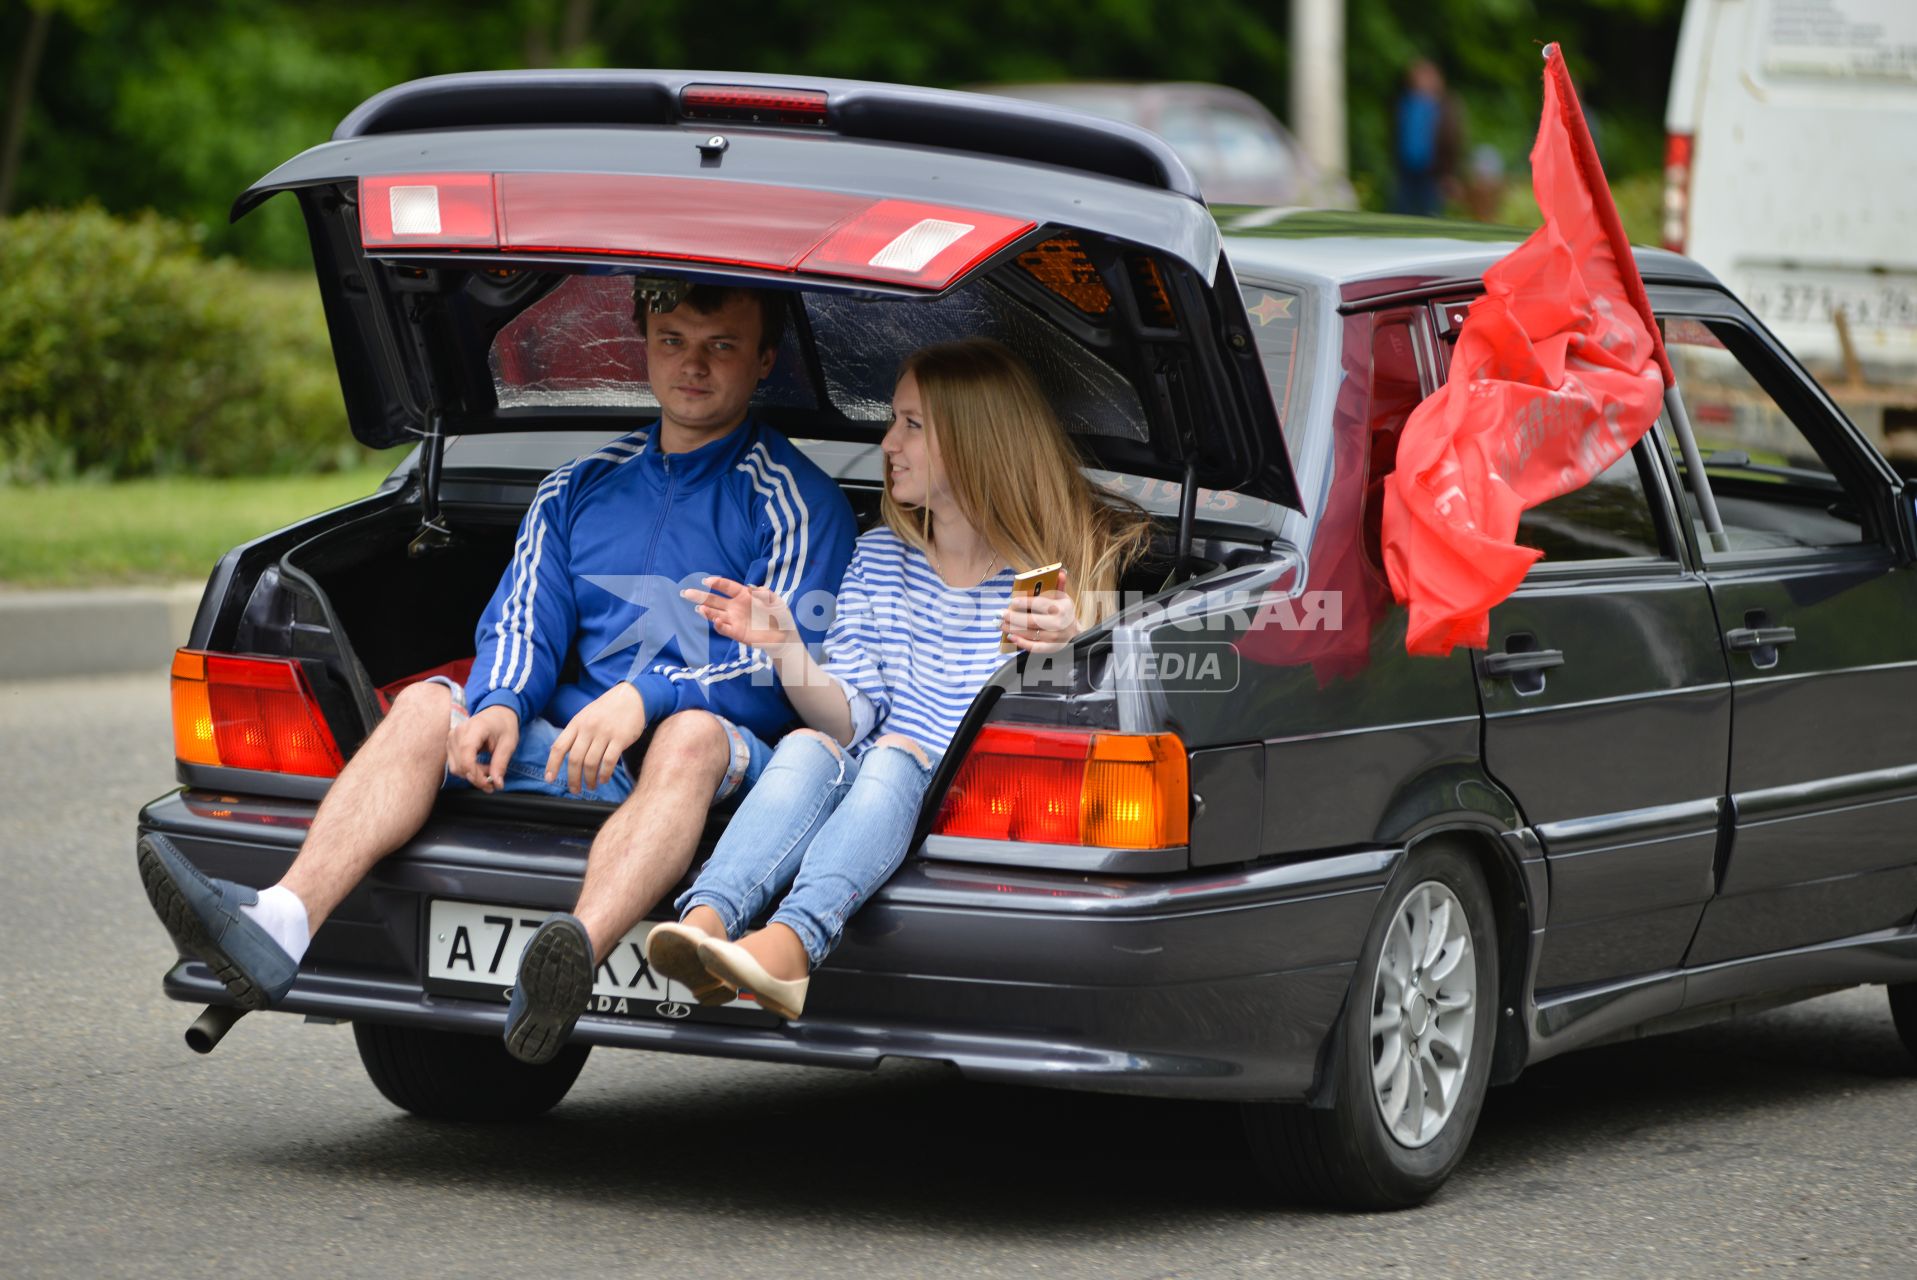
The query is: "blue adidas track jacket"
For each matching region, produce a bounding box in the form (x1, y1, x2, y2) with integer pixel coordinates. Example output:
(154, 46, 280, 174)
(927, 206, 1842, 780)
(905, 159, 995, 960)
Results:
(464, 420, 857, 745)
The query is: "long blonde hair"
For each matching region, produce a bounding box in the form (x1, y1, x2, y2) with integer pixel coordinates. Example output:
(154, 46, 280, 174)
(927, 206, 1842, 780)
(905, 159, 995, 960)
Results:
(882, 338, 1152, 626)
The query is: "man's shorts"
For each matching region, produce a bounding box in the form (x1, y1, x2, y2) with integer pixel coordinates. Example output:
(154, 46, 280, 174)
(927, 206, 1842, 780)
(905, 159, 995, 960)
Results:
(429, 677, 773, 805)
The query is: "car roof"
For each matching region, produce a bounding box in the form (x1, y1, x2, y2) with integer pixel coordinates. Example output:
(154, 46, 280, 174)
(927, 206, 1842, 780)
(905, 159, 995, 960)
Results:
(1215, 208, 1721, 301)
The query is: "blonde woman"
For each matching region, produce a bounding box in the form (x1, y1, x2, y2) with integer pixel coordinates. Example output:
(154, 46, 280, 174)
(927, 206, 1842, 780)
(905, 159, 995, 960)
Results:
(649, 337, 1151, 1019)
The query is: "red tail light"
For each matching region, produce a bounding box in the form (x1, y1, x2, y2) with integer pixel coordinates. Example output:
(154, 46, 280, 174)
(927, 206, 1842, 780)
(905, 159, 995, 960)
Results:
(681, 85, 829, 126)
(801, 198, 1028, 288)
(1662, 133, 1692, 254)
(499, 175, 867, 269)
(171, 650, 345, 778)
(933, 725, 1189, 850)
(356, 173, 1035, 290)
(360, 173, 499, 248)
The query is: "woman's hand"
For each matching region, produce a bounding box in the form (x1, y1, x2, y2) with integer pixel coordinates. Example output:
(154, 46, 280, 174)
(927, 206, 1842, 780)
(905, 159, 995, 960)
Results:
(683, 576, 801, 652)
(1002, 567, 1081, 654)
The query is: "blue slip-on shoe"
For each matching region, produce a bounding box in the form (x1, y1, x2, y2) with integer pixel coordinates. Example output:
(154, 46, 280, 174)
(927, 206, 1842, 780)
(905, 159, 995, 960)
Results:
(504, 913, 594, 1065)
(137, 833, 299, 1011)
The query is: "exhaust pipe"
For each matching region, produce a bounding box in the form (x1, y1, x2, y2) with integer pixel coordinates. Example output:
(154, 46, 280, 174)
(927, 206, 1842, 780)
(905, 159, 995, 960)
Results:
(184, 1004, 248, 1054)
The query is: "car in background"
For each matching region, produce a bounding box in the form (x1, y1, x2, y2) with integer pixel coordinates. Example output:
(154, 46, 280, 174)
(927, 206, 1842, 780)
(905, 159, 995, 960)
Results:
(979, 80, 1356, 209)
(139, 72, 1917, 1213)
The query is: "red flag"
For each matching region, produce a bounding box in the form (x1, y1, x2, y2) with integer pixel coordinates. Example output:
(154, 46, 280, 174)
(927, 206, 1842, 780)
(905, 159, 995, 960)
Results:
(1381, 44, 1669, 657)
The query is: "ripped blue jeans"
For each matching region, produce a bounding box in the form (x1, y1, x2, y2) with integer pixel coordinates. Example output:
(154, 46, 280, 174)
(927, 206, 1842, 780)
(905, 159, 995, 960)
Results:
(674, 731, 938, 968)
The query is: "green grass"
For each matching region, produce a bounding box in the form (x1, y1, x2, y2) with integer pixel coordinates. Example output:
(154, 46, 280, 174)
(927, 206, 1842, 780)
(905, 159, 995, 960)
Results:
(0, 464, 398, 588)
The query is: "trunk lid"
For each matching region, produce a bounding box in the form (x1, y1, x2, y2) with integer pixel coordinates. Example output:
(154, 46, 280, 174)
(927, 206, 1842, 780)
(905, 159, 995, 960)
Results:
(233, 71, 1299, 509)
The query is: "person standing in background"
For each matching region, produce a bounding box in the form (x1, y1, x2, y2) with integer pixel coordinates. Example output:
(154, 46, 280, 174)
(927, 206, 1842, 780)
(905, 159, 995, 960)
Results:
(1392, 59, 1463, 217)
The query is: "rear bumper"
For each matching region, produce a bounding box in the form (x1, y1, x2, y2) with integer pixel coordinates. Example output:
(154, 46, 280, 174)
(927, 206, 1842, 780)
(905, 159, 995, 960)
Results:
(140, 789, 1393, 1101)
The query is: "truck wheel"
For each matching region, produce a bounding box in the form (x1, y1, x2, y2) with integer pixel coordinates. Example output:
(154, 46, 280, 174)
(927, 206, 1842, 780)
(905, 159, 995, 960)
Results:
(353, 1022, 590, 1120)
(1243, 843, 1499, 1209)
(1890, 983, 1917, 1069)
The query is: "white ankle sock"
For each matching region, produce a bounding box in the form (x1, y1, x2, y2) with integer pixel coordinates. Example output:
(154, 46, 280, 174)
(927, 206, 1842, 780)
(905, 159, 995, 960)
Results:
(241, 885, 312, 962)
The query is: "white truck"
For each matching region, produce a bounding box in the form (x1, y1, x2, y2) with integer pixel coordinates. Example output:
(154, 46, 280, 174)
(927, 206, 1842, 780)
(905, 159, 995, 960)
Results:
(1665, 0, 1917, 447)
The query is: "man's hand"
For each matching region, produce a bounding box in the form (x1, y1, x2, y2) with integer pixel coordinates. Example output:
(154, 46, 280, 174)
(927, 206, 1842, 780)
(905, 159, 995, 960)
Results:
(447, 705, 521, 794)
(546, 682, 649, 795)
(682, 576, 800, 653)
(1003, 567, 1082, 654)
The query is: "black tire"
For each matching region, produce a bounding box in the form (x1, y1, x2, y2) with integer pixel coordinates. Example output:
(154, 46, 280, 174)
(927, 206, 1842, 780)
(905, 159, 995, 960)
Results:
(1890, 983, 1917, 1069)
(353, 1021, 590, 1120)
(1243, 843, 1500, 1210)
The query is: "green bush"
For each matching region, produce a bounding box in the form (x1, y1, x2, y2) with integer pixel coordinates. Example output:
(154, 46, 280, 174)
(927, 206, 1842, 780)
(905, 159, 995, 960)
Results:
(0, 205, 359, 482)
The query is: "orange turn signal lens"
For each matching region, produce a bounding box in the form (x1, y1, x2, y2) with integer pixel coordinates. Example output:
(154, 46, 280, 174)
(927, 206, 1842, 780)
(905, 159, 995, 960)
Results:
(170, 649, 345, 778)
(170, 650, 217, 766)
(1126, 253, 1176, 327)
(933, 725, 1188, 849)
(1015, 235, 1112, 314)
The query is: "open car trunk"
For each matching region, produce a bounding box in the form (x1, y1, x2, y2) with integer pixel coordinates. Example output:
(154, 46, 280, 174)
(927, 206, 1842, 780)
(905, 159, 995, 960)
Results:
(227, 437, 1284, 843)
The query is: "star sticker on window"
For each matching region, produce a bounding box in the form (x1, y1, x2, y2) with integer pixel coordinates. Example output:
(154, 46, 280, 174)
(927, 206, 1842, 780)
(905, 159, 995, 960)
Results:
(1248, 292, 1293, 326)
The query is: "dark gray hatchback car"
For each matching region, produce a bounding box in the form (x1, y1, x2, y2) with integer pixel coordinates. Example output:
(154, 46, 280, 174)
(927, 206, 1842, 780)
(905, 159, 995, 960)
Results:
(140, 70, 1917, 1210)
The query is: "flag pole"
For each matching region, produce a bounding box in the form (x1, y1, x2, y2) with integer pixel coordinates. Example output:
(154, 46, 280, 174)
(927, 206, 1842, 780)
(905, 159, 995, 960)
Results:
(1542, 43, 1727, 551)
(1664, 384, 1729, 551)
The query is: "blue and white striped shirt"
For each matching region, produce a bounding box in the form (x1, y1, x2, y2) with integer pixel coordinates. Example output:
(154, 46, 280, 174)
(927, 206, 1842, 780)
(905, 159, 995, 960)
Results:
(821, 527, 1017, 757)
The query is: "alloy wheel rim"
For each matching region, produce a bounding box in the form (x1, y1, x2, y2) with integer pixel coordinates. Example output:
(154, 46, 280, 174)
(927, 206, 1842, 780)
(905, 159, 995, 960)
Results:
(1368, 879, 1477, 1149)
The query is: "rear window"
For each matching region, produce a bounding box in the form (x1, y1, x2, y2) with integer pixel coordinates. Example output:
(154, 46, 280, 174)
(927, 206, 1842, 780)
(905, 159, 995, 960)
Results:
(1239, 282, 1314, 466)
(487, 273, 1149, 442)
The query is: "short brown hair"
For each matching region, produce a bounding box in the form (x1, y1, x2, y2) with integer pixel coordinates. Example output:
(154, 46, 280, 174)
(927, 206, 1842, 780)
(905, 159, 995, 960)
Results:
(633, 284, 787, 353)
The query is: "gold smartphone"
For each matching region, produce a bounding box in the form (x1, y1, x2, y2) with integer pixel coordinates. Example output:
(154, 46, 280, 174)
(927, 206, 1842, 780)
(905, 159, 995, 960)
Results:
(1002, 562, 1064, 652)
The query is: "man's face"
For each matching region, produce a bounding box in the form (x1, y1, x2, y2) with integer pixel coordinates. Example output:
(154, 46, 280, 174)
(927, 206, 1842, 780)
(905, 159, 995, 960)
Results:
(643, 294, 776, 441)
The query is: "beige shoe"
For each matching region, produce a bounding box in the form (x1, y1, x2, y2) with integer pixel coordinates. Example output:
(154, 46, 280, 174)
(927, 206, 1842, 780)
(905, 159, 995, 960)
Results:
(695, 936, 809, 1021)
(643, 921, 733, 1006)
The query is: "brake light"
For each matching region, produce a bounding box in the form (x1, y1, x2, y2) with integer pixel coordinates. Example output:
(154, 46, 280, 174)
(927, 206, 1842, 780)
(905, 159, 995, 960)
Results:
(357, 173, 1035, 290)
(501, 174, 868, 268)
(1662, 133, 1692, 254)
(360, 173, 498, 248)
(802, 199, 1032, 287)
(933, 725, 1189, 849)
(681, 85, 829, 126)
(171, 650, 345, 778)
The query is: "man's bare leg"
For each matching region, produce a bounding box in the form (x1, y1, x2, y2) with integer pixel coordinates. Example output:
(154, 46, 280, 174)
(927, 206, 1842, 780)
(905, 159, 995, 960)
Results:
(571, 710, 730, 960)
(278, 680, 454, 933)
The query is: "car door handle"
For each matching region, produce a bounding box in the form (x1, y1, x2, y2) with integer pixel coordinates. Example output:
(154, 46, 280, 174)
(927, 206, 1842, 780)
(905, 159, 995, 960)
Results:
(1725, 626, 1797, 651)
(1481, 649, 1565, 677)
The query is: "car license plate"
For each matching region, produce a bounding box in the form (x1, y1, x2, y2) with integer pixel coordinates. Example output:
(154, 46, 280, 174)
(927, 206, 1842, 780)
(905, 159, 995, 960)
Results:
(1740, 269, 1917, 333)
(423, 899, 772, 1024)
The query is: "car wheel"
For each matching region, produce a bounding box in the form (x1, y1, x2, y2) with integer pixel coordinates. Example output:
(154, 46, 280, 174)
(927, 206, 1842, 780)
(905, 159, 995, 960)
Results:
(1243, 843, 1499, 1209)
(1890, 983, 1917, 1069)
(353, 1021, 590, 1120)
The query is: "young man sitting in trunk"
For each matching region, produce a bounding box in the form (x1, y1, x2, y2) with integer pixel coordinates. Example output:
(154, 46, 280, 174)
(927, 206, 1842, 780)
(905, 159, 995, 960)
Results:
(140, 282, 858, 1064)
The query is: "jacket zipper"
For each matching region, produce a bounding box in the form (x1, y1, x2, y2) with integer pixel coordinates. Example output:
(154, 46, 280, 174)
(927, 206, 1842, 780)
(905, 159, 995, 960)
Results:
(641, 450, 676, 575)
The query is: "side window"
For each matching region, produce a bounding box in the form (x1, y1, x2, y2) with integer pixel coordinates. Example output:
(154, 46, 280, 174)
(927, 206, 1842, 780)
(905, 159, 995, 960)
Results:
(1422, 294, 1667, 566)
(1361, 308, 1429, 567)
(1663, 317, 1876, 557)
(1515, 447, 1667, 562)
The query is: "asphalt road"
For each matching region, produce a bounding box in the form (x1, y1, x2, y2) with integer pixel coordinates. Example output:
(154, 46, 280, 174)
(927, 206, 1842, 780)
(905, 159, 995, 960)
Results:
(3, 671, 1915, 1278)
